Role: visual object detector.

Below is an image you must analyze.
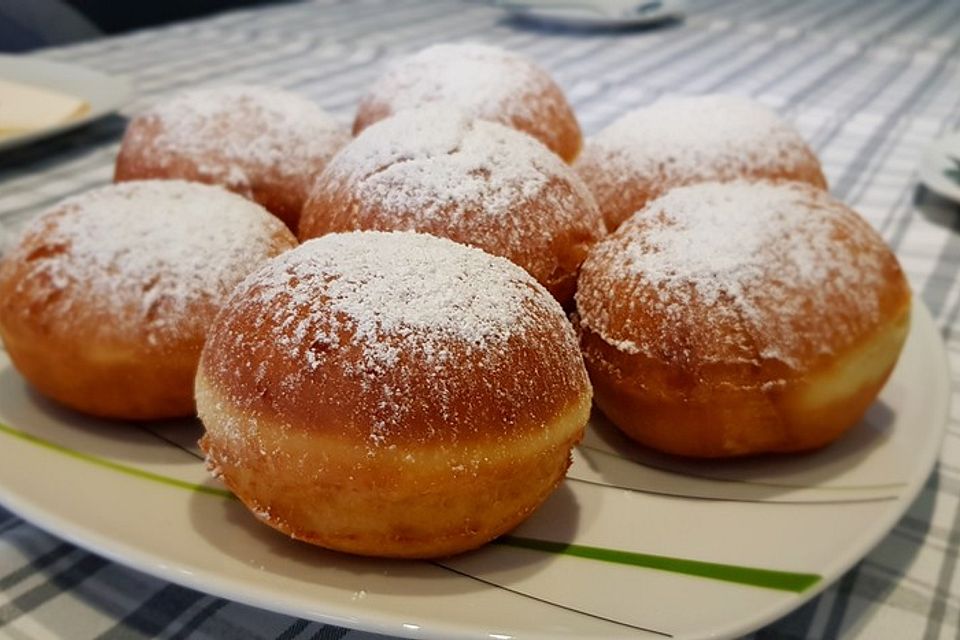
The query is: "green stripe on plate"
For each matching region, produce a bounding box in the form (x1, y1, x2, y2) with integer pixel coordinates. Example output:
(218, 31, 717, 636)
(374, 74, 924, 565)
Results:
(0, 420, 233, 499)
(496, 535, 820, 592)
(0, 418, 821, 592)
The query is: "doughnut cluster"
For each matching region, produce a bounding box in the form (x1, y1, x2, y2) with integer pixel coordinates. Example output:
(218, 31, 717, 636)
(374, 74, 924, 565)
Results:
(0, 42, 910, 558)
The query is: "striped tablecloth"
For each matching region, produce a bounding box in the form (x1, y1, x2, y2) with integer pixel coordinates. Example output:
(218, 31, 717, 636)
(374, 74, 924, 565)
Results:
(2, 0, 960, 637)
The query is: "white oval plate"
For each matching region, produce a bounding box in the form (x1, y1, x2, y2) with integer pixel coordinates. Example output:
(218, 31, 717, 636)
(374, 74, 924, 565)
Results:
(918, 130, 960, 203)
(0, 301, 948, 640)
(0, 54, 133, 152)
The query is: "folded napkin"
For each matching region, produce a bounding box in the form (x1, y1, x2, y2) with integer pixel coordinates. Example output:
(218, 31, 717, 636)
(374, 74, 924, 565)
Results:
(0, 78, 89, 138)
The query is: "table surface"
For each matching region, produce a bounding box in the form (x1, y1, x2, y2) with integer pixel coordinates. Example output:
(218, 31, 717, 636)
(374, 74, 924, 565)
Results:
(1, 0, 960, 638)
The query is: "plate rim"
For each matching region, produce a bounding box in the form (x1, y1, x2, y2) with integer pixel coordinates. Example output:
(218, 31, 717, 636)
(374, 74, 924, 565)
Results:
(0, 301, 950, 640)
(706, 301, 952, 639)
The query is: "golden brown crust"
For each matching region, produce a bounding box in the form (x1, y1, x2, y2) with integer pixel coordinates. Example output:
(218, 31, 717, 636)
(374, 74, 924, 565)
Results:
(115, 115, 304, 230)
(301, 175, 600, 306)
(114, 86, 349, 231)
(502, 79, 582, 164)
(198, 375, 590, 558)
(0, 181, 297, 420)
(579, 307, 909, 457)
(300, 109, 604, 306)
(202, 316, 587, 447)
(196, 231, 592, 556)
(1, 325, 202, 420)
(575, 181, 911, 457)
(200, 233, 591, 446)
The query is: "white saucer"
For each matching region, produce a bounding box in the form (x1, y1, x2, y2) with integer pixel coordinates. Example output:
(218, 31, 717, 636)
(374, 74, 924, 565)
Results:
(492, 0, 685, 29)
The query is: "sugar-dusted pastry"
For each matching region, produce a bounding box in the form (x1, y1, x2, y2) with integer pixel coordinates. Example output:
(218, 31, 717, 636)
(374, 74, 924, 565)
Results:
(301, 105, 604, 305)
(115, 85, 349, 231)
(0, 180, 296, 419)
(576, 94, 827, 231)
(197, 231, 592, 557)
(575, 181, 910, 457)
(354, 43, 582, 162)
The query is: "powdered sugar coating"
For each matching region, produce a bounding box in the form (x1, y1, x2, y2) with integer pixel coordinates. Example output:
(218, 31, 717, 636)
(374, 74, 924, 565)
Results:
(254, 232, 547, 361)
(576, 94, 826, 230)
(576, 181, 900, 372)
(202, 231, 590, 447)
(363, 44, 550, 119)
(301, 106, 604, 302)
(354, 43, 581, 161)
(1, 180, 295, 347)
(134, 85, 346, 191)
(116, 85, 350, 229)
(588, 95, 815, 182)
(327, 106, 592, 223)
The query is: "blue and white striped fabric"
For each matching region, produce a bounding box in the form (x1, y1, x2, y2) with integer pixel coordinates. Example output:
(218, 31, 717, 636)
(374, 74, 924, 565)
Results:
(1, 0, 960, 637)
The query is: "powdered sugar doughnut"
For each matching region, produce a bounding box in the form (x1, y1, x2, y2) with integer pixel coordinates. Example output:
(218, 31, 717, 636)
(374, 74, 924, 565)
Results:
(354, 43, 582, 162)
(0, 181, 296, 420)
(575, 181, 910, 457)
(300, 106, 604, 305)
(576, 95, 828, 231)
(114, 85, 350, 231)
(197, 231, 592, 558)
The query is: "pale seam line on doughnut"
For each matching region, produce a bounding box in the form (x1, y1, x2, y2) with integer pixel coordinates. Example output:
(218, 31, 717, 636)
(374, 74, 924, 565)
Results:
(576, 300, 913, 500)
(0, 419, 825, 593)
(577, 444, 908, 493)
